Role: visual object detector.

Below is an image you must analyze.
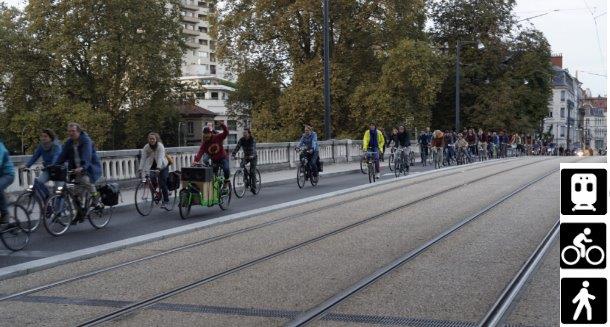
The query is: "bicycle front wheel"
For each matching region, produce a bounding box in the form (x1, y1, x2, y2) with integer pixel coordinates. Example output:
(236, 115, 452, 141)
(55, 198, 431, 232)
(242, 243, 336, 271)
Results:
(178, 189, 192, 219)
(297, 165, 306, 189)
(251, 169, 262, 195)
(233, 170, 246, 198)
(368, 163, 375, 183)
(394, 160, 401, 178)
(44, 194, 73, 236)
(16, 191, 42, 232)
(134, 181, 154, 216)
(388, 153, 395, 172)
(89, 204, 112, 229)
(1, 204, 31, 251)
(219, 183, 232, 210)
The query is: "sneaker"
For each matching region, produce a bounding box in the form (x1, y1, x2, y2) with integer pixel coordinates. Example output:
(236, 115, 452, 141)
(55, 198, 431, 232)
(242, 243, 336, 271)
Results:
(160, 201, 170, 210)
(375, 173, 381, 179)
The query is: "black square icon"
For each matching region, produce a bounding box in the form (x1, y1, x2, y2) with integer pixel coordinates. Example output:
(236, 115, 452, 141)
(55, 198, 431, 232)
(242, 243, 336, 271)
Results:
(561, 169, 607, 215)
(561, 278, 607, 324)
(561, 223, 606, 269)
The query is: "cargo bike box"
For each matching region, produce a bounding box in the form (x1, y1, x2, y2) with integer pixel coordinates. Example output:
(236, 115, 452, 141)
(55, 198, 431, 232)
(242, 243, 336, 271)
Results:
(180, 166, 219, 208)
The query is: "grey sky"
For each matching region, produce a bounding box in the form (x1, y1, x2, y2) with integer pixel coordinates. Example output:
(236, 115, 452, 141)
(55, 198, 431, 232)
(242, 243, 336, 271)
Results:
(3, 0, 607, 96)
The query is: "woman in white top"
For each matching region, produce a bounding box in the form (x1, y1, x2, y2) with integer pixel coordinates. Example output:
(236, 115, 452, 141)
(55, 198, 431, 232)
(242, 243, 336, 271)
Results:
(138, 132, 170, 208)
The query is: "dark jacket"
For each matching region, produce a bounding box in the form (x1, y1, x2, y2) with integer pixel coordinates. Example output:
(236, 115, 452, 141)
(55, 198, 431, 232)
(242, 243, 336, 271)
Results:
(0, 141, 15, 179)
(26, 141, 62, 168)
(233, 136, 257, 158)
(395, 132, 410, 147)
(56, 132, 102, 182)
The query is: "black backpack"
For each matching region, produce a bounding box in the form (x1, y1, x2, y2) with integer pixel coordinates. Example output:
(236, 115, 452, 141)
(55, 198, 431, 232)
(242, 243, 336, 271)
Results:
(167, 171, 181, 191)
(97, 183, 120, 206)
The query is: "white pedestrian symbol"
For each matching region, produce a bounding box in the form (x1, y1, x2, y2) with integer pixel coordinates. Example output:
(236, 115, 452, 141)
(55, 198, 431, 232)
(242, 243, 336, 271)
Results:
(572, 280, 596, 321)
(571, 174, 597, 212)
(561, 228, 605, 266)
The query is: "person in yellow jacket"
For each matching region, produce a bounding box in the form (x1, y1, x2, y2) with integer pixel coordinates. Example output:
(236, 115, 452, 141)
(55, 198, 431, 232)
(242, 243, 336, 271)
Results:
(362, 123, 385, 179)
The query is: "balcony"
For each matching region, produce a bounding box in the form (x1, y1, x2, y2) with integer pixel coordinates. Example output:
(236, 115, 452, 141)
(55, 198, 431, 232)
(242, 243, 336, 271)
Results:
(182, 28, 200, 36)
(181, 15, 199, 23)
(180, 1, 199, 11)
(185, 41, 199, 49)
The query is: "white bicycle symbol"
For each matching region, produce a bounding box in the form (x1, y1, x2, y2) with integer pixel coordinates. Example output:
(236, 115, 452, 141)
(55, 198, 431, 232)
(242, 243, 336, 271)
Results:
(561, 245, 605, 266)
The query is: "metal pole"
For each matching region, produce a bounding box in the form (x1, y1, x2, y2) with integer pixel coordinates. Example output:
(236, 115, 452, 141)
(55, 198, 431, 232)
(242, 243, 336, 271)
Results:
(567, 103, 571, 151)
(323, 0, 331, 140)
(455, 42, 461, 132)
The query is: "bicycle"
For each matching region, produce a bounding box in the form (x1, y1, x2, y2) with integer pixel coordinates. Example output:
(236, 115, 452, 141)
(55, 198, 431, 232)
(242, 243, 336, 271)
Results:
(296, 148, 319, 188)
(233, 155, 261, 198)
(387, 147, 395, 172)
(44, 167, 113, 236)
(419, 144, 428, 167)
(15, 167, 48, 232)
(0, 202, 31, 251)
(431, 146, 443, 169)
(561, 245, 604, 266)
(443, 145, 456, 167)
(134, 169, 178, 216)
(478, 144, 488, 161)
(178, 162, 232, 219)
(363, 151, 378, 183)
(456, 147, 470, 165)
(393, 147, 409, 177)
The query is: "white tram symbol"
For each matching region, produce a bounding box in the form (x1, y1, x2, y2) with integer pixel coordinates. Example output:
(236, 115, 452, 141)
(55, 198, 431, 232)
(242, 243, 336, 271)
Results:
(571, 173, 597, 212)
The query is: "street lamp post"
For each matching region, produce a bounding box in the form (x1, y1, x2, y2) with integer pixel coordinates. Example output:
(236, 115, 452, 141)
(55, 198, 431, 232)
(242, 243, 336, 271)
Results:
(455, 40, 484, 132)
(323, 0, 331, 140)
(178, 122, 184, 147)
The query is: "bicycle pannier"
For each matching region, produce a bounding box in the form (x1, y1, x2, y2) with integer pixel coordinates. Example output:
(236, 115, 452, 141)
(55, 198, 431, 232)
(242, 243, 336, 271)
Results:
(167, 171, 181, 191)
(98, 183, 120, 206)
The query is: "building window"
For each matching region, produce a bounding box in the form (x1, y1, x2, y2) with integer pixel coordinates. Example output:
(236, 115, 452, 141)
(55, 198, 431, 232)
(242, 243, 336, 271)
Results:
(561, 90, 566, 101)
(196, 91, 206, 99)
(227, 120, 237, 130)
(214, 120, 224, 130)
(228, 134, 237, 145)
(210, 65, 216, 74)
(199, 26, 208, 33)
(210, 53, 216, 62)
(211, 92, 219, 100)
(549, 111, 553, 118)
(560, 126, 565, 137)
(199, 39, 208, 45)
(187, 122, 194, 135)
(560, 108, 565, 118)
(209, 41, 216, 50)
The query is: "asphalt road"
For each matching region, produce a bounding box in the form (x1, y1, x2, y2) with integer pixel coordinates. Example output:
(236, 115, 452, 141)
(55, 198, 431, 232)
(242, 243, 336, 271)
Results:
(0, 161, 437, 268)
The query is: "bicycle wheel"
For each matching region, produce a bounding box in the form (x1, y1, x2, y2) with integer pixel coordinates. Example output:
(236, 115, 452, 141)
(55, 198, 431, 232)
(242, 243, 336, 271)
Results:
(388, 153, 394, 172)
(178, 189, 192, 219)
(233, 169, 247, 198)
(297, 165, 306, 189)
(134, 181, 154, 216)
(251, 169, 262, 195)
(421, 152, 426, 166)
(89, 204, 112, 229)
(219, 182, 232, 210)
(360, 157, 367, 174)
(44, 194, 73, 236)
(166, 188, 179, 211)
(1, 204, 30, 251)
(394, 160, 401, 177)
(16, 191, 42, 232)
(310, 172, 318, 187)
(368, 163, 375, 183)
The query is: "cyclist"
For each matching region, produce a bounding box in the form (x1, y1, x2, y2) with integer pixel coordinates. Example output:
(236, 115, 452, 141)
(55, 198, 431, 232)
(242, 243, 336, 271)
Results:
(138, 132, 170, 209)
(478, 130, 488, 159)
(394, 126, 410, 164)
(232, 128, 258, 191)
(466, 129, 477, 158)
(362, 122, 385, 179)
(418, 130, 429, 161)
(456, 133, 469, 162)
(55, 123, 103, 210)
(21, 129, 62, 189)
(573, 228, 593, 258)
(444, 129, 455, 163)
(430, 130, 444, 164)
(193, 121, 230, 185)
(0, 139, 15, 227)
(297, 125, 319, 177)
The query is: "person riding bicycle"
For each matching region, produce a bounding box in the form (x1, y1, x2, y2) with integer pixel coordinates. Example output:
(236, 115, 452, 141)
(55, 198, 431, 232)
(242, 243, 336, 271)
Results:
(430, 130, 445, 163)
(466, 129, 477, 158)
(0, 140, 15, 227)
(232, 128, 258, 191)
(478, 130, 488, 158)
(297, 125, 320, 177)
(193, 121, 230, 185)
(455, 133, 469, 161)
(21, 129, 62, 190)
(54, 123, 103, 211)
(138, 132, 171, 209)
(393, 126, 411, 163)
(362, 123, 385, 179)
(443, 129, 455, 162)
(418, 130, 429, 160)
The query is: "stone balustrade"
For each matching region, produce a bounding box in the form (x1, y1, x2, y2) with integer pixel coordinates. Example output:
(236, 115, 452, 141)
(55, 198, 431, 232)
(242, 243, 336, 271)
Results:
(8, 139, 391, 192)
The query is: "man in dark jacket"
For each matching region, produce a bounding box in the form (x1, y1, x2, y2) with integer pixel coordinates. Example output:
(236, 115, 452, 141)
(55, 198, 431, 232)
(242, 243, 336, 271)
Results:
(232, 128, 257, 191)
(55, 123, 103, 206)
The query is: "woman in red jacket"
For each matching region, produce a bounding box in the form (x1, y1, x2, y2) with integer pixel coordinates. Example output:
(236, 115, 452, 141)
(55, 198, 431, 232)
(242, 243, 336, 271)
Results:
(192, 121, 230, 185)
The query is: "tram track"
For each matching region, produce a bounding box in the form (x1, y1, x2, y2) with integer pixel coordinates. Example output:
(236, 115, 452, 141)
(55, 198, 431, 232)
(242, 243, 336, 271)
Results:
(71, 158, 567, 326)
(0, 158, 538, 302)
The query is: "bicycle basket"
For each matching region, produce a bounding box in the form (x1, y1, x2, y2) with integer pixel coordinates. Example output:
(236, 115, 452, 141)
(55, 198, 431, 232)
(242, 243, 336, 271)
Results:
(97, 183, 120, 206)
(181, 167, 213, 182)
(47, 165, 67, 181)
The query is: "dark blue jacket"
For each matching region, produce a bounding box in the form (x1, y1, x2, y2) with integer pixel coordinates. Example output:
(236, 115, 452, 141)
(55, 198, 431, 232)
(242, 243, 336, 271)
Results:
(26, 141, 62, 168)
(55, 132, 102, 182)
(0, 141, 15, 179)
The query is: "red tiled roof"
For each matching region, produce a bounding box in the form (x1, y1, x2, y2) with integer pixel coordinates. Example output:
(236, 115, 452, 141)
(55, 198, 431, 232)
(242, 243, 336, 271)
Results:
(177, 103, 216, 117)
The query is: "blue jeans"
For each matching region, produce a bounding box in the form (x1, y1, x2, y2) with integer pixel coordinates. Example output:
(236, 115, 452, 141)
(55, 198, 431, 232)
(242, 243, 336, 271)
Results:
(150, 167, 169, 202)
(213, 158, 230, 180)
(0, 174, 15, 217)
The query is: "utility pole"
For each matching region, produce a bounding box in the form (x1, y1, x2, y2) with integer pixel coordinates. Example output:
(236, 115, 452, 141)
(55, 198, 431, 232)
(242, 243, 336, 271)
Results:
(323, 0, 331, 140)
(454, 41, 461, 132)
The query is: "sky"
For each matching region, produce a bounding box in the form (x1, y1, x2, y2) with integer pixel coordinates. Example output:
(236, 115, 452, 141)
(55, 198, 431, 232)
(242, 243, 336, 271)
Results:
(3, 0, 607, 96)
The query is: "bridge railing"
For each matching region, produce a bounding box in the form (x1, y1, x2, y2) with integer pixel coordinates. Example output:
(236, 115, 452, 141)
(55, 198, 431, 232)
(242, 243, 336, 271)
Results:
(8, 139, 375, 192)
